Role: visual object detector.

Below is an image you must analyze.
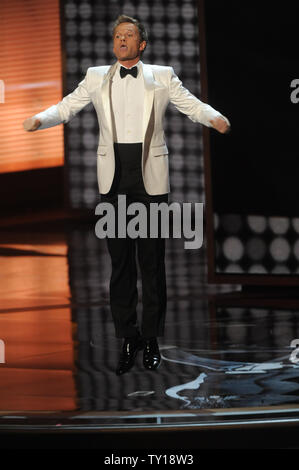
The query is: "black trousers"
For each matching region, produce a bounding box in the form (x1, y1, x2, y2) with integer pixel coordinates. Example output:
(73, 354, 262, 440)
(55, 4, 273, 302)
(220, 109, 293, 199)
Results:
(100, 143, 168, 338)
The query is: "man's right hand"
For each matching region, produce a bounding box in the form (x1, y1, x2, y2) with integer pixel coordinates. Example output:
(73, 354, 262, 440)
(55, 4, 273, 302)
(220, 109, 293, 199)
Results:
(23, 117, 41, 132)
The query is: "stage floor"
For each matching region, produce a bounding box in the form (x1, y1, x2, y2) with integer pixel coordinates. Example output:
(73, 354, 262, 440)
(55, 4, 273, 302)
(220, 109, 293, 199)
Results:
(0, 214, 299, 440)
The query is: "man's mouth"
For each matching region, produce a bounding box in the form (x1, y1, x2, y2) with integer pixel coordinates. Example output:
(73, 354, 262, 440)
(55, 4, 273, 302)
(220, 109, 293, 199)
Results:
(120, 45, 127, 51)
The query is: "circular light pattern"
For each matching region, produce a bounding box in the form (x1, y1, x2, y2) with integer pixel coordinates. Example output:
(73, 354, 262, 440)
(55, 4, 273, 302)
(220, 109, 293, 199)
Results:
(151, 3, 165, 19)
(246, 215, 267, 233)
(271, 265, 291, 274)
(65, 4, 77, 19)
(291, 218, 299, 233)
(94, 21, 107, 38)
(152, 40, 167, 57)
(217, 213, 299, 275)
(181, 3, 195, 20)
(186, 154, 201, 171)
(167, 23, 181, 39)
(170, 153, 184, 170)
(84, 169, 97, 185)
(82, 113, 95, 130)
(83, 188, 97, 204)
(83, 150, 96, 167)
(66, 21, 78, 37)
(268, 216, 290, 235)
(186, 190, 200, 202)
(79, 3, 92, 19)
(223, 236, 244, 262)
(293, 239, 299, 260)
(187, 174, 200, 188)
(269, 237, 291, 262)
(171, 171, 184, 189)
(183, 24, 195, 39)
(152, 23, 166, 39)
(122, 3, 136, 17)
(171, 190, 184, 202)
(66, 39, 79, 55)
(246, 237, 267, 261)
(82, 132, 97, 149)
(170, 60, 182, 74)
(182, 41, 197, 57)
(136, 4, 150, 19)
(169, 116, 183, 133)
(68, 116, 80, 129)
(94, 39, 111, 55)
(167, 40, 181, 56)
(169, 134, 184, 151)
(80, 58, 93, 72)
(166, 3, 180, 19)
(248, 264, 267, 274)
(70, 168, 82, 184)
(69, 132, 81, 149)
(224, 264, 244, 273)
(67, 57, 79, 74)
(79, 39, 93, 55)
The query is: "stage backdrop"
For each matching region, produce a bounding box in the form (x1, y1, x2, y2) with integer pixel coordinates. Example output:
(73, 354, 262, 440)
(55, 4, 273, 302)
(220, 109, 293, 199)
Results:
(0, 0, 64, 173)
(61, 0, 205, 209)
(200, 0, 299, 284)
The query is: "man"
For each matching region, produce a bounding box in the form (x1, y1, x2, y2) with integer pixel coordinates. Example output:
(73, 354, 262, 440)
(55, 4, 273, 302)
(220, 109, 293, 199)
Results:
(23, 15, 230, 375)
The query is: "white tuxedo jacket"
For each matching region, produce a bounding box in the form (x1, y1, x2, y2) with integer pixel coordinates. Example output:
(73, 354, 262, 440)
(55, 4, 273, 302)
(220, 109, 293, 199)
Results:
(35, 61, 229, 195)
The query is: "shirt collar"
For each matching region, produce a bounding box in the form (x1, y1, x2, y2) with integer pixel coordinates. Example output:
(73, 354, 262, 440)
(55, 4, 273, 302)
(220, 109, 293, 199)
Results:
(114, 60, 142, 81)
(117, 60, 141, 71)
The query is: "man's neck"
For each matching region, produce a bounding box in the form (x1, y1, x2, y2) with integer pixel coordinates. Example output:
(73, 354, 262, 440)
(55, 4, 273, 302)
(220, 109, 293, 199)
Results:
(118, 58, 140, 69)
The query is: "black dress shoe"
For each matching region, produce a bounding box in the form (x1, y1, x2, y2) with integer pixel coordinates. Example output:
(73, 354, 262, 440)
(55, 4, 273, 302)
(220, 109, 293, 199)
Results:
(116, 335, 143, 376)
(143, 337, 161, 370)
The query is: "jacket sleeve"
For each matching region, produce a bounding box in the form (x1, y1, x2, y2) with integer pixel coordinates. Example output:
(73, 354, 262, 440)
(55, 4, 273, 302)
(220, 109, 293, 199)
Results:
(168, 67, 230, 128)
(34, 69, 92, 130)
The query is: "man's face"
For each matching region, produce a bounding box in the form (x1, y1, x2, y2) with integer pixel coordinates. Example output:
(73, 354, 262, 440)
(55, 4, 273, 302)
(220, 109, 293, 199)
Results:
(113, 22, 146, 63)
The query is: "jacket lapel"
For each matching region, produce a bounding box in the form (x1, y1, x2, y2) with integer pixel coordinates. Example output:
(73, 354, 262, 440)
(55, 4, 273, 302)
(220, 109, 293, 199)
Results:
(141, 62, 155, 141)
(101, 61, 118, 139)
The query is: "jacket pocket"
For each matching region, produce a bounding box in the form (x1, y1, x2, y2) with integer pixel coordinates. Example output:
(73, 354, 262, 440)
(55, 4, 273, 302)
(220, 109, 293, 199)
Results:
(97, 145, 107, 156)
(150, 144, 169, 157)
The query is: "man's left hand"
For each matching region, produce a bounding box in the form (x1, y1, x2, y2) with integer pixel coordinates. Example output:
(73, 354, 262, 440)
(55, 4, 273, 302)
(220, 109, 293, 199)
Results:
(209, 117, 231, 134)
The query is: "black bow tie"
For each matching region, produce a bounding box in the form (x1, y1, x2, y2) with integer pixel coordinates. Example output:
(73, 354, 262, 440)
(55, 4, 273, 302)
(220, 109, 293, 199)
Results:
(120, 65, 138, 79)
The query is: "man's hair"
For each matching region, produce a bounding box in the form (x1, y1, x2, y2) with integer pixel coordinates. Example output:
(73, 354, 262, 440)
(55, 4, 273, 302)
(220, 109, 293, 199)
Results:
(113, 14, 148, 44)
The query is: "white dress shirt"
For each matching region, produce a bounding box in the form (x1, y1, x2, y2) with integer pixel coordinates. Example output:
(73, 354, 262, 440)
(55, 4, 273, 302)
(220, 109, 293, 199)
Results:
(111, 61, 144, 143)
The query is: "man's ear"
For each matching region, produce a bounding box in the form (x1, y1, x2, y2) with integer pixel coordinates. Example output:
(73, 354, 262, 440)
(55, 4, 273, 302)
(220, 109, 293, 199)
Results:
(139, 41, 147, 52)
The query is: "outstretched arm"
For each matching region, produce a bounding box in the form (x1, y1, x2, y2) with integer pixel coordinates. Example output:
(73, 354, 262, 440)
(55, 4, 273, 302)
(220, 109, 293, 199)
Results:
(23, 69, 92, 132)
(168, 67, 230, 134)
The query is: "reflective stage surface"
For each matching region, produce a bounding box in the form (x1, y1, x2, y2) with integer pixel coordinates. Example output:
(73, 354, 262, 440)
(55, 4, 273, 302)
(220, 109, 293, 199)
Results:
(0, 214, 299, 442)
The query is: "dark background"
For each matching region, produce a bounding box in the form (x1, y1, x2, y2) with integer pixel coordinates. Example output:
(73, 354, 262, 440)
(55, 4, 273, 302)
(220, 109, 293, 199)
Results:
(205, 2, 299, 216)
